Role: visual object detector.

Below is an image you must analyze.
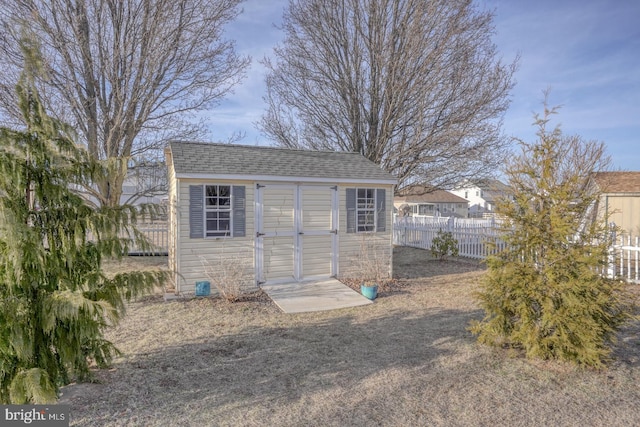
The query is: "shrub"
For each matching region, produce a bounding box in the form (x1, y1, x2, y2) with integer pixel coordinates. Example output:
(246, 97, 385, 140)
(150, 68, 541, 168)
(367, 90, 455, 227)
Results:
(346, 234, 390, 286)
(199, 250, 253, 302)
(431, 230, 459, 261)
(469, 100, 636, 368)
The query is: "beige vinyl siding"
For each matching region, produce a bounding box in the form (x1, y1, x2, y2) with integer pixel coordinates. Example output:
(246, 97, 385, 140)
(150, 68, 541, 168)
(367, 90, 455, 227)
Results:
(166, 152, 179, 289)
(338, 184, 394, 279)
(604, 195, 640, 236)
(260, 186, 296, 282)
(176, 179, 255, 295)
(171, 178, 394, 294)
(300, 186, 334, 278)
(262, 186, 295, 232)
(301, 187, 333, 231)
(302, 235, 332, 277)
(263, 236, 295, 281)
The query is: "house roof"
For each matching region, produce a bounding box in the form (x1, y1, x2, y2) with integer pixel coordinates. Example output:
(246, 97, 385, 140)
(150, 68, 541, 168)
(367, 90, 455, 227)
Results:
(594, 172, 640, 193)
(166, 141, 396, 184)
(395, 189, 468, 204)
(454, 178, 511, 193)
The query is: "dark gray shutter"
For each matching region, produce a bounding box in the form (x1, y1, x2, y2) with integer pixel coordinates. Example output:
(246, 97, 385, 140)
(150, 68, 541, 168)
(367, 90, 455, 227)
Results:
(376, 188, 386, 232)
(189, 185, 204, 238)
(346, 188, 356, 233)
(232, 186, 246, 237)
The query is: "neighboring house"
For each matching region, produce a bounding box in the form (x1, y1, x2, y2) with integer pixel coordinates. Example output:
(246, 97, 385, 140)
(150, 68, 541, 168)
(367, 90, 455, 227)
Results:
(120, 160, 168, 206)
(450, 179, 512, 217)
(165, 141, 397, 296)
(394, 185, 469, 218)
(594, 171, 640, 236)
(72, 160, 168, 209)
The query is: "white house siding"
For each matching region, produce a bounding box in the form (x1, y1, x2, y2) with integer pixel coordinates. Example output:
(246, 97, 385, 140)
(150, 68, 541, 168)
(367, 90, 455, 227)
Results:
(176, 178, 255, 295)
(450, 186, 488, 215)
(337, 184, 394, 280)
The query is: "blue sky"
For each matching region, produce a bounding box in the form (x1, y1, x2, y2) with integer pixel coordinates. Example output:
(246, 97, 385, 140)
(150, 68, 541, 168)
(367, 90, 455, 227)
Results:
(206, 0, 640, 171)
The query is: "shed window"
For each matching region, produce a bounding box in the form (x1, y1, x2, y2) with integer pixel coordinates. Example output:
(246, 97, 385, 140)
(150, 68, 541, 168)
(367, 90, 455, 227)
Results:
(346, 188, 386, 233)
(205, 185, 231, 237)
(189, 185, 246, 239)
(357, 188, 376, 232)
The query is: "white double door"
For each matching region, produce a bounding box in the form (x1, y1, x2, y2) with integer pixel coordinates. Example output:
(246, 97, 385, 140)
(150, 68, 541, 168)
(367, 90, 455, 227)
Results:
(255, 184, 338, 285)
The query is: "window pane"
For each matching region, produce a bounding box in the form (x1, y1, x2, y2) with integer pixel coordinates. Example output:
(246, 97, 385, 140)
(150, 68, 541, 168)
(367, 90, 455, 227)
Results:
(218, 186, 230, 197)
(356, 188, 376, 232)
(206, 186, 218, 197)
(358, 224, 374, 232)
(357, 212, 366, 225)
(204, 185, 233, 236)
(206, 230, 229, 237)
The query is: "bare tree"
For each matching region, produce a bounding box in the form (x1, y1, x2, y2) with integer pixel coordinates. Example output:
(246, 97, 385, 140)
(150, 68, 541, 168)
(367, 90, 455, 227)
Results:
(260, 0, 517, 192)
(0, 0, 250, 206)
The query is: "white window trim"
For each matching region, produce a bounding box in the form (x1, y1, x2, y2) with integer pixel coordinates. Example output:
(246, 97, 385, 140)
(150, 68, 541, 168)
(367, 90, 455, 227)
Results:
(204, 184, 233, 238)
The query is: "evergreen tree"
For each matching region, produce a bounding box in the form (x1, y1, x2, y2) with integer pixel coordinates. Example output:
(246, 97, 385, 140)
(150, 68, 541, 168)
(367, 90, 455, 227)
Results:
(0, 41, 163, 403)
(470, 101, 635, 368)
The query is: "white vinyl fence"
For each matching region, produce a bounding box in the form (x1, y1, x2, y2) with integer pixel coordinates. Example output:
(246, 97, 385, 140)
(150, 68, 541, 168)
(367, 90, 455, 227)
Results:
(393, 216, 640, 284)
(609, 233, 640, 284)
(129, 222, 169, 256)
(86, 221, 168, 256)
(393, 216, 507, 259)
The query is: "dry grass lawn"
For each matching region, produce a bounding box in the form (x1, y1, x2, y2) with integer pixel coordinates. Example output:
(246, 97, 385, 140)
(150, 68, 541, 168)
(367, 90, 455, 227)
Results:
(60, 247, 640, 426)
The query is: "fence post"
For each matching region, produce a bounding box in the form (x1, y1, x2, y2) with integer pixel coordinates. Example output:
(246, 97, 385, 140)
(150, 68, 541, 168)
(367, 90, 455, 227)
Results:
(607, 223, 616, 279)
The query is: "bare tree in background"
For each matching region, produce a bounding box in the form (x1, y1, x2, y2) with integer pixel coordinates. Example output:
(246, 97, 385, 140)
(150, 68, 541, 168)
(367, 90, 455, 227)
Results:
(0, 0, 250, 206)
(260, 0, 517, 192)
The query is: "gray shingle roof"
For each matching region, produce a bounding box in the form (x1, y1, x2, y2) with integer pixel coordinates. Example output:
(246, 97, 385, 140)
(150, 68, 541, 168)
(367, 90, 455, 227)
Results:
(167, 141, 396, 182)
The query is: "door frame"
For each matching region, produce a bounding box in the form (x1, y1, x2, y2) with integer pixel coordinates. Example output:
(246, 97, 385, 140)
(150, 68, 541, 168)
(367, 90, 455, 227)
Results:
(254, 183, 338, 285)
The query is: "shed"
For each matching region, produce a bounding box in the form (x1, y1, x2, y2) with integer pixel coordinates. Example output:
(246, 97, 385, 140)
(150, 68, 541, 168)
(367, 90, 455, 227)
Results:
(594, 171, 640, 236)
(164, 141, 397, 296)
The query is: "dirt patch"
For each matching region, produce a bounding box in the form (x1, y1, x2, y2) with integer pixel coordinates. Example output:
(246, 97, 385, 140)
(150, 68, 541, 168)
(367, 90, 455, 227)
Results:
(59, 247, 640, 426)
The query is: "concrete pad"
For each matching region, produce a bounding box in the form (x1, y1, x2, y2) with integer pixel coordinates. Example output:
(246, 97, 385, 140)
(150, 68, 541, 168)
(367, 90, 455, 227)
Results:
(262, 278, 372, 313)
